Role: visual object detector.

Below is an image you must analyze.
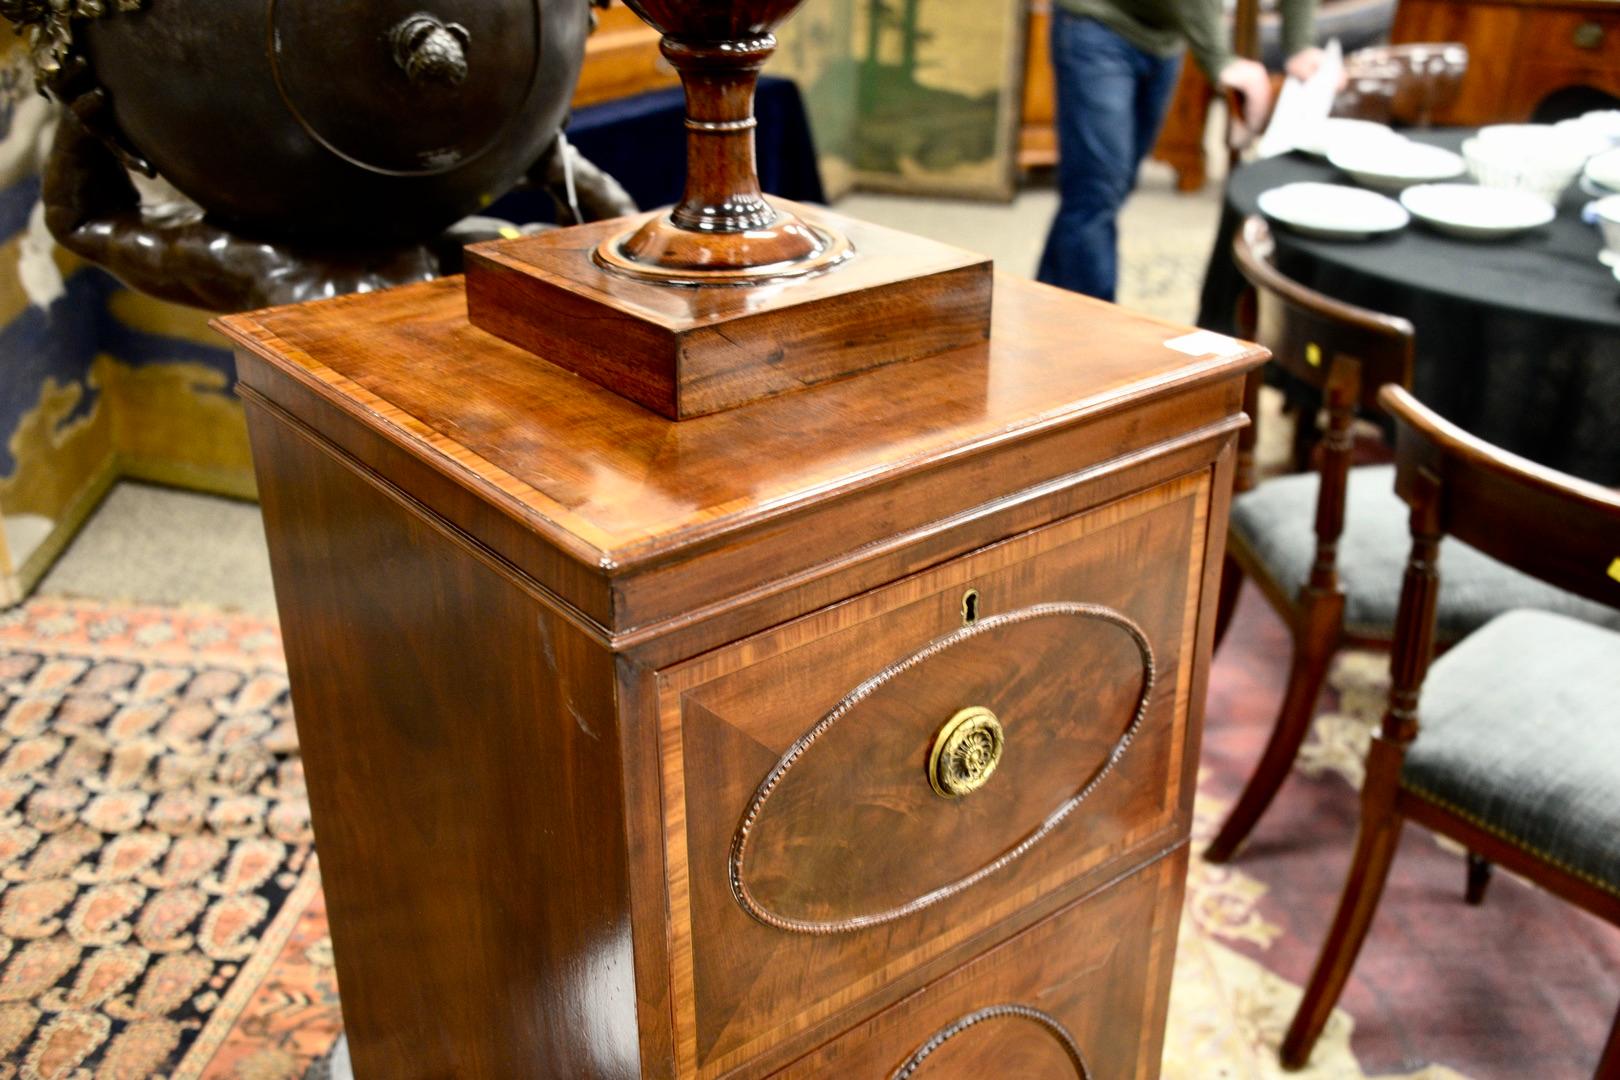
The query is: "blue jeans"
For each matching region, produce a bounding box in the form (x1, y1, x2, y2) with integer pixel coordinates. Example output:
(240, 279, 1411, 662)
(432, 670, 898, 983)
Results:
(1036, 12, 1183, 302)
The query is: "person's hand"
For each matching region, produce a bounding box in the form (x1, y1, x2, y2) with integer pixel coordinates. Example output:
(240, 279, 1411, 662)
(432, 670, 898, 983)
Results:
(1219, 58, 1274, 135)
(1285, 46, 1326, 82)
(1285, 47, 1348, 89)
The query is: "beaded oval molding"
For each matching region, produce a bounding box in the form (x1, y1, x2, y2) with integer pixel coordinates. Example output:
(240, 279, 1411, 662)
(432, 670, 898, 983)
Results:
(890, 1003, 1092, 1079)
(727, 602, 1156, 935)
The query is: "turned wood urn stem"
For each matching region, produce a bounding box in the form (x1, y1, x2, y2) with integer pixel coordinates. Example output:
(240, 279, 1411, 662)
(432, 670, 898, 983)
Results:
(665, 35, 775, 233)
(595, 6, 851, 284)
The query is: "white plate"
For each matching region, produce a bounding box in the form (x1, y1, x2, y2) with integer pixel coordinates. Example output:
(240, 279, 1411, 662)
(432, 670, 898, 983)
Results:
(1296, 118, 1404, 158)
(1399, 184, 1555, 240)
(1258, 182, 1410, 240)
(1328, 141, 1466, 192)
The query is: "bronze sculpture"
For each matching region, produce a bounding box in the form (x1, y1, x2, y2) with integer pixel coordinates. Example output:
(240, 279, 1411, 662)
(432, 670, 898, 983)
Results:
(2, 0, 635, 311)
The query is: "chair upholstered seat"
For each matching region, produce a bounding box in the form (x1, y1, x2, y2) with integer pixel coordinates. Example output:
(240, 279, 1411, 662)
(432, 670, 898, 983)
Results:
(1402, 610, 1620, 897)
(1230, 465, 1620, 639)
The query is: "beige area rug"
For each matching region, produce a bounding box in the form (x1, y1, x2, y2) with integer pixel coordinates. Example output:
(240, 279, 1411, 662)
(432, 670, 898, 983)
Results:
(1165, 772, 1469, 1080)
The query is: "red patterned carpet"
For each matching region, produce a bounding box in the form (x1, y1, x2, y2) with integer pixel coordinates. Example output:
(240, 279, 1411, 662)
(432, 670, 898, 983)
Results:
(0, 593, 1614, 1078)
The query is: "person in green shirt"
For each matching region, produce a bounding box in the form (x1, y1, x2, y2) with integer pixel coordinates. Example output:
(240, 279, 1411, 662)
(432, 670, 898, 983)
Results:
(1037, 0, 1323, 301)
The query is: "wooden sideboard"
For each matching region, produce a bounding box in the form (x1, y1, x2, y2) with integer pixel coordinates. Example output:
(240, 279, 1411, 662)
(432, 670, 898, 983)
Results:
(219, 245, 1263, 1076)
(1392, 0, 1620, 124)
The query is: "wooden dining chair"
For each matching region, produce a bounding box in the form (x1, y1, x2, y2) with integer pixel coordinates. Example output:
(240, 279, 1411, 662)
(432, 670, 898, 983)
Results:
(1281, 384, 1620, 1075)
(1204, 217, 1620, 866)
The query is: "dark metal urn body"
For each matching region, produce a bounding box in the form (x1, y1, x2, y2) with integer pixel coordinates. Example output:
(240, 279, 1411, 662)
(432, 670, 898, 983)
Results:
(81, 0, 589, 245)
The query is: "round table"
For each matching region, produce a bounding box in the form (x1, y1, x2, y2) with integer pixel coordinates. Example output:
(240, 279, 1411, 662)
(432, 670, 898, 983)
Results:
(1197, 130, 1620, 484)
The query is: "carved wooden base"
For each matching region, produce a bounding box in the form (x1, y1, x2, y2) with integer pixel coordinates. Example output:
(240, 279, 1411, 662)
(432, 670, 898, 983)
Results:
(596, 203, 853, 286)
(464, 201, 993, 419)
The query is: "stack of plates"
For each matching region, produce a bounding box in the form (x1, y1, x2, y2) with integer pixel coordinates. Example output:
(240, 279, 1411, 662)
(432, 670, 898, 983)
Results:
(1399, 184, 1555, 240)
(1258, 182, 1410, 240)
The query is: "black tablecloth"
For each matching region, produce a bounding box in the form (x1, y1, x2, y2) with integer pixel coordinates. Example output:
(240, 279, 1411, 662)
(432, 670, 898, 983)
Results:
(488, 76, 825, 224)
(1198, 131, 1620, 484)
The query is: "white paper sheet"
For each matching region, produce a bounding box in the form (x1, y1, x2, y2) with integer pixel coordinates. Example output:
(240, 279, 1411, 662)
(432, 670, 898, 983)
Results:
(1257, 39, 1343, 160)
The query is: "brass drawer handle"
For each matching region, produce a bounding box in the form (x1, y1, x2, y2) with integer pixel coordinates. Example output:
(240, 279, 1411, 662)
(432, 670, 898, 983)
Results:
(928, 707, 1004, 799)
(891, 1004, 1092, 1079)
(1574, 20, 1605, 50)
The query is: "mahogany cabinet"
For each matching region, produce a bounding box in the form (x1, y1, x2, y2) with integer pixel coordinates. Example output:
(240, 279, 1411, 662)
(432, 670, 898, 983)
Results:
(218, 268, 1263, 1078)
(1392, 0, 1620, 124)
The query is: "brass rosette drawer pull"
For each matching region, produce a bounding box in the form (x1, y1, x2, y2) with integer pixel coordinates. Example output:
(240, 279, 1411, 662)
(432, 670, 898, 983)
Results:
(728, 602, 1157, 935)
(890, 1003, 1092, 1079)
(928, 706, 1005, 799)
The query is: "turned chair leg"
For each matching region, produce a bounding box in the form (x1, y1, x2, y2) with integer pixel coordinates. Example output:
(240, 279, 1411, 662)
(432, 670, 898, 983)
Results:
(1205, 591, 1342, 864)
(1598, 1001, 1620, 1079)
(1213, 552, 1244, 653)
(1281, 745, 1406, 1070)
(1465, 852, 1492, 906)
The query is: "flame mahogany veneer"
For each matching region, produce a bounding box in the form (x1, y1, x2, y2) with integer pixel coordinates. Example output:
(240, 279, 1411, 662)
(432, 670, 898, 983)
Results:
(217, 261, 1264, 1078)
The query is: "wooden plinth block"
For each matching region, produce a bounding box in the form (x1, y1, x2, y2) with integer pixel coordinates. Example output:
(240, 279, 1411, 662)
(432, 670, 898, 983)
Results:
(465, 200, 993, 420)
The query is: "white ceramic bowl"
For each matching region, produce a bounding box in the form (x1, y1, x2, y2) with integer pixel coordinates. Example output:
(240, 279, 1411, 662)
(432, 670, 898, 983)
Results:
(1477, 123, 1600, 154)
(1258, 181, 1410, 240)
(1399, 183, 1555, 240)
(1555, 117, 1620, 156)
(1595, 194, 1620, 267)
(1463, 136, 1585, 204)
(1584, 148, 1620, 196)
(1328, 141, 1466, 192)
(1576, 110, 1620, 149)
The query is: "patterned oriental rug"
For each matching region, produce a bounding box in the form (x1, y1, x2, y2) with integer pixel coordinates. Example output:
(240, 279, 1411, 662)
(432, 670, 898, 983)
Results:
(0, 596, 1614, 1078)
(0, 600, 339, 1079)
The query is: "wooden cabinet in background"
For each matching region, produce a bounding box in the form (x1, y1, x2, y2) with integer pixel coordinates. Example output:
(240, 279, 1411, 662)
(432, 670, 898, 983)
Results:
(218, 246, 1263, 1075)
(1392, 0, 1620, 124)
(573, 1, 679, 109)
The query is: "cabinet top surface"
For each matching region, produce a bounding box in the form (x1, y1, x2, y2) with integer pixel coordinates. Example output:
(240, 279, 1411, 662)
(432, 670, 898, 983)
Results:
(219, 269, 1262, 570)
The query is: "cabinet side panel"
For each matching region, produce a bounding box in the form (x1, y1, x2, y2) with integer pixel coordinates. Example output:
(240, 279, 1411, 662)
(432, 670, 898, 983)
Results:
(247, 402, 640, 1080)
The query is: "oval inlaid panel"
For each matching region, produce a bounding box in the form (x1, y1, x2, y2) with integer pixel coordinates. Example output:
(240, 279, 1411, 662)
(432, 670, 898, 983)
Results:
(891, 1004, 1091, 1079)
(729, 603, 1155, 934)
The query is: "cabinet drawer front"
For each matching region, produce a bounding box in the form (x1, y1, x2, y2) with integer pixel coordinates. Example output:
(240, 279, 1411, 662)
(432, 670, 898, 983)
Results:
(1522, 9, 1620, 65)
(655, 472, 1212, 1077)
(730, 600, 1156, 935)
(773, 850, 1187, 1079)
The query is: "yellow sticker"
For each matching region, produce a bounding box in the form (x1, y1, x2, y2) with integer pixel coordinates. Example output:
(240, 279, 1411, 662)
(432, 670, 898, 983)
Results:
(1306, 342, 1323, 368)
(498, 226, 522, 240)
(1608, 558, 1620, 584)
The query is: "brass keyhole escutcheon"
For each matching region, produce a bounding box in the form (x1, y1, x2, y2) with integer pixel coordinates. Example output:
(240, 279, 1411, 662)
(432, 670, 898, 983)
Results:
(962, 588, 980, 626)
(929, 706, 1004, 799)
